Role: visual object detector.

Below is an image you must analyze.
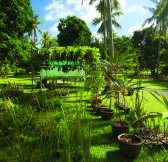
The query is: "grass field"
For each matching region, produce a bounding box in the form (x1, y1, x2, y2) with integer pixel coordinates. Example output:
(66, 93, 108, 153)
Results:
(0, 75, 168, 161)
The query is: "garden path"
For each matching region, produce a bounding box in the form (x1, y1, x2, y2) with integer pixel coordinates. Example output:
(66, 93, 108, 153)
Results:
(144, 88, 168, 96)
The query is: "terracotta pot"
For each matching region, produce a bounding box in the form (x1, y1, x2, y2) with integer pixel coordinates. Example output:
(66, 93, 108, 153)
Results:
(127, 89, 135, 96)
(111, 121, 130, 136)
(100, 109, 114, 120)
(118, 104, 124, 110)
(95, 106, 107, 116)
(123, 107, 130, 113)
(118, 134, 144, 158)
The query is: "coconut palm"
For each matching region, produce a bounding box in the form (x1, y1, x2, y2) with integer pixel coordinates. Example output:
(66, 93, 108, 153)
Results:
(142, 0, 168, 75)
(82, 0, 121, 58)
(29, 14, 43, 90)
(92, 0, 122, 58)
(41, 31, 52, 61)
(29, 14, 43, 47)
(42, 31, 51, 49)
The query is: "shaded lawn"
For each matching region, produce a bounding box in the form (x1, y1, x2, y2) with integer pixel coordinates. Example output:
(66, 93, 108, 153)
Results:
(142, 79, 168, 90)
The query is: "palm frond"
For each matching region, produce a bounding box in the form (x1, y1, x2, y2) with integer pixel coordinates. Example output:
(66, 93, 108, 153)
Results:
(150, 90, 168, 109)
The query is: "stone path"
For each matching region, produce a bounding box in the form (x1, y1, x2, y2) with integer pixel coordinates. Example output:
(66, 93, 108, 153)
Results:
(143, 88, 168, 96)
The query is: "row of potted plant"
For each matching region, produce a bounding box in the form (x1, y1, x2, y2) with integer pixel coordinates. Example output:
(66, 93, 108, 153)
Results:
(88, 52, 168, 158)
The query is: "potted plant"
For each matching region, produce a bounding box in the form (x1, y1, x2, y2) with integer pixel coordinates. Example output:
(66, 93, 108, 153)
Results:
(118, 133, 144, 158)
(117, 88, 164, 158)
(112, 77, 145, 137)
(117, 90, 145, 158)
(149, 90, 168, 147)
(100, 108, 114, 120)
(96, 92, 114, 120)
(111, 76, 132, 136)
(85, 64, 104, 110)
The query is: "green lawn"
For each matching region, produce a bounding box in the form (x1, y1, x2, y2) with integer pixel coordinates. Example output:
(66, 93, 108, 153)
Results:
(0, 75, 168, 161)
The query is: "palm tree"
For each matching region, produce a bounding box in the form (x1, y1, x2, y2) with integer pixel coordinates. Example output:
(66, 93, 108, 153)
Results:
(92, 0, 122, 58)
(29, 14, 43, 90)
(142, 0, 168, 76)
(29, 14, 43, 47)
(42, 31, 51, 48)
(41, 31, 52, 60)
(82, 0, 121, 58)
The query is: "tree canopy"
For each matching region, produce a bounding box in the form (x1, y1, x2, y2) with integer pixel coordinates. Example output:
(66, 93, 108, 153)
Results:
(132, 27, 168, 75)
(0, 0, 34, 73)
(0, 0, 33, 37)
(57, 16, 92, 46)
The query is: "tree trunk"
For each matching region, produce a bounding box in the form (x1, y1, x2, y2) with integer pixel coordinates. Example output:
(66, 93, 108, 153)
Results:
(151, 68, 156, 78)
(107, 0, 114, 58)
(103, 0, 107, 60)
(157, 31, 161, 76)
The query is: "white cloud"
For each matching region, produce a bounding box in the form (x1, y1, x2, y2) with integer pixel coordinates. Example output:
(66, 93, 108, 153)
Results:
(45, 0, 149, 36)
(127, 22, 152, 35)
(92, 31, 102, 40)
(44, 0, 99, 35)
(125, 4, 148, 15)
(44, 0, 98, 22)
(118, 0, 126, 11)
(49, 22, 59, 33)
(127, 24, 142, 35)
(118, 0, 148, 15)
(45, 1, 74, 21)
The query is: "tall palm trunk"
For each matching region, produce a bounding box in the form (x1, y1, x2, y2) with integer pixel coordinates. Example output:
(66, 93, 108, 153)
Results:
(107, 0, 114, 58)
(157, 26, 161, 76)
(103, 0, 107, 59)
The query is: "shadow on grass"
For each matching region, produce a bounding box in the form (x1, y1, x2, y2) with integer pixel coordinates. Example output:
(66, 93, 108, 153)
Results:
(91, 130, 118, 147)
(106, 150, 135, 162)
(142, 79, 168, 90)
(63, 99, 91, 103)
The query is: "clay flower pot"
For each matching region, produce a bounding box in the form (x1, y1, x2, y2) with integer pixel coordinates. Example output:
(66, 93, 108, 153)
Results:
(118, 134, 144, 158)
(111, 120, 130, 136)
(100, 109, 114, 120)
(95, 106, 107, 116)
(111, 121, 130, 136)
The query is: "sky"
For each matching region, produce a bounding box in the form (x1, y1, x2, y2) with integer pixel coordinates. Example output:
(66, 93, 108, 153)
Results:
(30, 0, 155, 39)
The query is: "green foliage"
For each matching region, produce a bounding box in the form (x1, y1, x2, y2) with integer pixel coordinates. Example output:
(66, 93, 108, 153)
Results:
(0, 0, 33, 37)
(0, 82, 24, 97)
(57, 15, 92, 46)
(0, 0, 33, 69)
(39, 46, 101, 68)
(28, 91, 62, 111)
(161, 66, 168, 75)
(132, 27, 168, 75)
(151, 90, 168, 110)
(85, 64, 104, 97)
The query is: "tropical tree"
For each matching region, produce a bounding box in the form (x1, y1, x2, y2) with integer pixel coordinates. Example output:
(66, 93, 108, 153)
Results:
(57, 15, 92, 46)
(29, 14, 43, 47)
(42, 32, 51, 49)
(29, 14, 43, 90)
(132, 27, 168, 76)
(142, 0, 168, 75)
(92, 0, 122, 58)
(41, 31, 52, 60)
(0, 0, 33, 74)
(82, 0, 121, 58)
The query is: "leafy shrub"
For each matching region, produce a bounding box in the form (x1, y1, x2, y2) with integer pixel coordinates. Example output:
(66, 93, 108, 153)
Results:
(29, 91, 62, 111)
(1, 82, 23, 97)
(161, 66, 168, 76)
